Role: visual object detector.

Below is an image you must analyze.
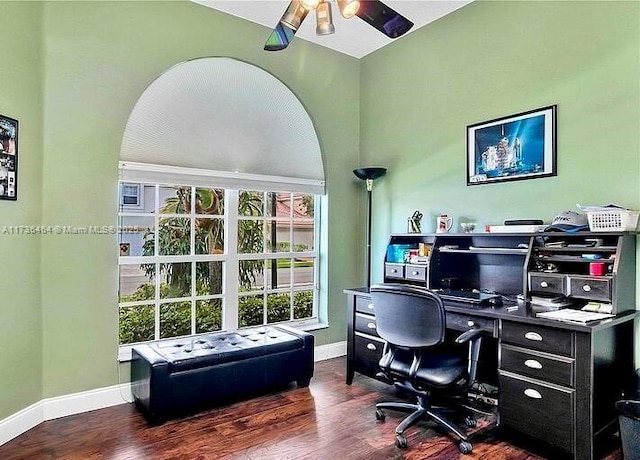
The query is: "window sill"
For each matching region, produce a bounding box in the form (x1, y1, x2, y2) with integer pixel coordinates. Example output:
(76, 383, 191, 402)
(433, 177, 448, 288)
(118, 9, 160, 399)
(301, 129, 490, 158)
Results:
(298, 321, 328, 332)
(118, 320, 328, 363)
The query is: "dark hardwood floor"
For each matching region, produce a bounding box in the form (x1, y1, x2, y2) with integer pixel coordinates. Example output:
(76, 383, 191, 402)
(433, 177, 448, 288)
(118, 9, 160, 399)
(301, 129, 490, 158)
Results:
(0, 357, 622, 459)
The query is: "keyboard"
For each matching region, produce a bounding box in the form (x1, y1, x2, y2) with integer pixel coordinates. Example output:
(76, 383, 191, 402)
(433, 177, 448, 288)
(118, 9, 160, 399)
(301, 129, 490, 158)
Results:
(436, 289, 502, 306)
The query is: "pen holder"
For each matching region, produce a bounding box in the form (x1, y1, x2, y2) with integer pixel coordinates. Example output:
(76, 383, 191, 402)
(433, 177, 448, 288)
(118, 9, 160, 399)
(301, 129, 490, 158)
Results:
(407, 217, 421, 233)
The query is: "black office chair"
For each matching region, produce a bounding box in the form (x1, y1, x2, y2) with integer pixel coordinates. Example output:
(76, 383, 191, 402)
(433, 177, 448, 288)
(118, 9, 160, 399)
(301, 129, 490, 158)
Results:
(370, 283, 484, 454)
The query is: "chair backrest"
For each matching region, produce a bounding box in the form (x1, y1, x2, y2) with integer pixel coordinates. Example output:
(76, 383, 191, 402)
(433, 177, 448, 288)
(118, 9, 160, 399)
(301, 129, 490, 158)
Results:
(370, 283, 446, 349)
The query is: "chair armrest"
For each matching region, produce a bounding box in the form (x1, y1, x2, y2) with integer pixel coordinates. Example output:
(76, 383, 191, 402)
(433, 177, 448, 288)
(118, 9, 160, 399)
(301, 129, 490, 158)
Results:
(454, 328, 484, 384)
(455, 328, 484, 344)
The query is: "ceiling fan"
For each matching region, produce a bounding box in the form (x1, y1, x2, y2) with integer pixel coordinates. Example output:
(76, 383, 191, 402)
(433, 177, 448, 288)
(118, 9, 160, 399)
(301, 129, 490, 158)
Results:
(264, 0, 414, 51)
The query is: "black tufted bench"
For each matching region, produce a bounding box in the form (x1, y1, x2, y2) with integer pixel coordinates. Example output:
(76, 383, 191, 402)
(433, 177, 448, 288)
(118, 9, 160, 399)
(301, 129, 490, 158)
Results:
(131, 324, 314, 423)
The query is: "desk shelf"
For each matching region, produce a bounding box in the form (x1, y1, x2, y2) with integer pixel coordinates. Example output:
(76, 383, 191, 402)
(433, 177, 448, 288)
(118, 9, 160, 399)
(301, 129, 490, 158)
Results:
(534, 255, 614, 263)
(439, 247, 528, 256)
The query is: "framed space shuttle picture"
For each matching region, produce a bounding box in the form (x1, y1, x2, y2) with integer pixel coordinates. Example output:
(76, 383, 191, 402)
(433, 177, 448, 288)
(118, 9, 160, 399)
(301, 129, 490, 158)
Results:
(0, 114, 18, 200)
(466, 105, 557, 186)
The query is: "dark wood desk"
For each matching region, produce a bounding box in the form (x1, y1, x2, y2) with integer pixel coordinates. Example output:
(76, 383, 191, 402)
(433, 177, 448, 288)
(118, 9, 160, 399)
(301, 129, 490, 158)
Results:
(344, 287, 638, 460)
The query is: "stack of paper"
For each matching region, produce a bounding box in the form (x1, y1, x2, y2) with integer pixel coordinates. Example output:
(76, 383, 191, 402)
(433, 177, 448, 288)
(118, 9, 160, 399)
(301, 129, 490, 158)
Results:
(536, 308, 614, 323)
(488, 225, 547, 233)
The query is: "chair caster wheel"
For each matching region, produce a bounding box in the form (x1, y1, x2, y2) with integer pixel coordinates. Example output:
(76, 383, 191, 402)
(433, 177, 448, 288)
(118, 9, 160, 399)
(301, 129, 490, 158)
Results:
(464, 415, 477, 428)
(395, 434, 408, 448)
(375, 409, 386, 422)
(459, 440, 473, 454)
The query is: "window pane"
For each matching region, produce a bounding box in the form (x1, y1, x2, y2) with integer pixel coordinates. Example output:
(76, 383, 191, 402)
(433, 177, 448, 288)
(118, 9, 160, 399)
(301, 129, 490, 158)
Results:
(119, 264, 155, 302)
(238, 260, 264, 292)
(266, 259, 291, 289)
(266, 220, 291, 253)
(238, 294, 264, 327)
(195, 188, 224, 215)
(196, 299, 222, 333)
(266, 192, 291, 217)
(267, 293, 291, 324)
(160, 262, 191, 299)
(293, 220, 314, 252)
(159, 186, 191, 214)
(238, 191, 263, 216)
(160, 301, 192, 339)
(293, 291, 314, 320)
(238, 220, 264, 254)
(293, 258, 314, 287)
(119, 216, 155, 257)
(293, 193, 314, 219)
(119, 304, 155, 344)
(158, 218, 191, 255)
(196, 261, 223, 296)
(195, 218, 224, 254)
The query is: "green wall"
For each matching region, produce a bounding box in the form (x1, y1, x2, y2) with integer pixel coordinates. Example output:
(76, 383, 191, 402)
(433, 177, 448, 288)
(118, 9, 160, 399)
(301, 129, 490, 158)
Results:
(360, 0, 640, 284)
(0, 3, 44, 420)
(0, 0, 360, 409)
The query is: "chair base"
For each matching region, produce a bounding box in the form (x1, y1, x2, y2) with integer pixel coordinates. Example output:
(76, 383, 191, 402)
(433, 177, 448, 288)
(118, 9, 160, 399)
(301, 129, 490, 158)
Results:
(375, 395, 474, 454)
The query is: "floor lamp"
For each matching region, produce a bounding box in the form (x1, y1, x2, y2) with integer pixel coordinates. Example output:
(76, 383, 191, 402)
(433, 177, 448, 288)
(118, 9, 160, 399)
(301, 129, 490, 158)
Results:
(353, 167, 387, 288)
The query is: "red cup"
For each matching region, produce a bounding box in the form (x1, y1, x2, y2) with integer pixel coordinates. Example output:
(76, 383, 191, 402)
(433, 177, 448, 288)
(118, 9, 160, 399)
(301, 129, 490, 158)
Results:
(589, 262, 606, 276)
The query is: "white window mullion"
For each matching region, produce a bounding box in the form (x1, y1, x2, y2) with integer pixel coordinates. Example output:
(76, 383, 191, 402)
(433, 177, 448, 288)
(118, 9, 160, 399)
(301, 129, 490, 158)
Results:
(263, 193, 268, 325)
(224, 190, 239, 331)
(289, 194, 295, 320)
(154, 185, 161, 340)
(190, 187, 197, 334)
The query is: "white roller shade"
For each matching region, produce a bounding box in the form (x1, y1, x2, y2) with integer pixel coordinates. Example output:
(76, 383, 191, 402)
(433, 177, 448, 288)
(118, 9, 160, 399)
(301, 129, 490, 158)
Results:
(119, 161, 325, 194)
(120, 57, 324, 194)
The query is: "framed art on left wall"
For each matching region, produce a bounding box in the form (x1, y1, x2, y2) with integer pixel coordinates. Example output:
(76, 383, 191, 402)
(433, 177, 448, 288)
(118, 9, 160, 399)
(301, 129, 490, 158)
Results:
(0, 114, 18, 200)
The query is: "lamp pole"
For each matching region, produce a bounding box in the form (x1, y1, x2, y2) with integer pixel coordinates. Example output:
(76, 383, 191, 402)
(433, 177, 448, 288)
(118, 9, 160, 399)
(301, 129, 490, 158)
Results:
(353, 167, 387, 288)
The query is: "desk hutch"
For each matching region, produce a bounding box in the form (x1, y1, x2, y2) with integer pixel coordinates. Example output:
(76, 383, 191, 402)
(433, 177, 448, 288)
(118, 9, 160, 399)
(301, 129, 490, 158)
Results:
(345, 231, 638, 459)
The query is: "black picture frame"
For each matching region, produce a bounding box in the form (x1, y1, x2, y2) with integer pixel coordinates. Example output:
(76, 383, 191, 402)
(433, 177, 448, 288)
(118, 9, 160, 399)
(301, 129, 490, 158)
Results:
(0, 114, 18, 200)
(466, 105, 557, 186)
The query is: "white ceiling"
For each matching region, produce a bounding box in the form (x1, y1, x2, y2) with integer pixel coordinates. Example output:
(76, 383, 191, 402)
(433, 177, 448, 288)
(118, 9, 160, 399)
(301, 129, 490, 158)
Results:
(194, 1, 472, 58)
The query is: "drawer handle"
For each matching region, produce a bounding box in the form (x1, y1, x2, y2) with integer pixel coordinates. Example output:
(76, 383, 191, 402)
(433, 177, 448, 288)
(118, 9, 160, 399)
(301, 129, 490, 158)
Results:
(391, 269, 397, 273)
(467, 320, 475, 327)
(540, 281, 549, 288)
(367, 322, 376, 329)
(582, 284, 592, 292)
(524, 388, 542, 399)
(367, 303, 374, 310)
(412, 271, 419, 276)
(524, 332, 543, 341)
(524, 359, 543, 369)
(366, 343, 377, 351)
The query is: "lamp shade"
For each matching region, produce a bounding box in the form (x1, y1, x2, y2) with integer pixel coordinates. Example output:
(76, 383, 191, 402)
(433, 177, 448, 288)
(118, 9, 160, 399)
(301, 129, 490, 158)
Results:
(353, 167, 387, 181)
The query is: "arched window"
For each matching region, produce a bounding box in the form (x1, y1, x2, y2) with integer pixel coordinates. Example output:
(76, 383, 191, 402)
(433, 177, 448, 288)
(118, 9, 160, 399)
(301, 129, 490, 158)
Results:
(117, 58, 324, 353)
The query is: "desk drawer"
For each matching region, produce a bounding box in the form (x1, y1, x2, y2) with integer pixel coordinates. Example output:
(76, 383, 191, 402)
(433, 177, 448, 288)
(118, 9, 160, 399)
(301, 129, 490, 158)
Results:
(355, 313, 379, 337)
(499, 372, 574, 453)
(354, 333, 385, 375)
(529, 273, 566, 295)
(354, 296, 375, 315)
(447, 313, 496, 336)
(567, 275, 611, 302)
(501, 322, 573, 357)
(405, 264, 427, 282)
(501, 345, 574, 387)
(385, 263, 405, 279)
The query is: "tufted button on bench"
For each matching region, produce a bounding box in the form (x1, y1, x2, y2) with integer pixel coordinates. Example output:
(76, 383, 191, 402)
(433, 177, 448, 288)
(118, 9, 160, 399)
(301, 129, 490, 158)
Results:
(131, 325, 314, 423)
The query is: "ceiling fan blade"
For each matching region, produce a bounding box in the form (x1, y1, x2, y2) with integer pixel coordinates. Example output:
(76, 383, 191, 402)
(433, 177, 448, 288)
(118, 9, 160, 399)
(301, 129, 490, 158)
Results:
(355, 0, 414, 39)
(264, 23, 297, 51)
(264, 1, 310, 51)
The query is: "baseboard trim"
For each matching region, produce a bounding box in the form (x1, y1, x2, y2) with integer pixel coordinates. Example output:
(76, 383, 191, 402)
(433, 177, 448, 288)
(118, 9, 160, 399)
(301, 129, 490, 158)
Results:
(0, 341, 346, 447)
(0, 383, 133, 447)
(0, 400, 44, 447)
(314, 340, 346, 362)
